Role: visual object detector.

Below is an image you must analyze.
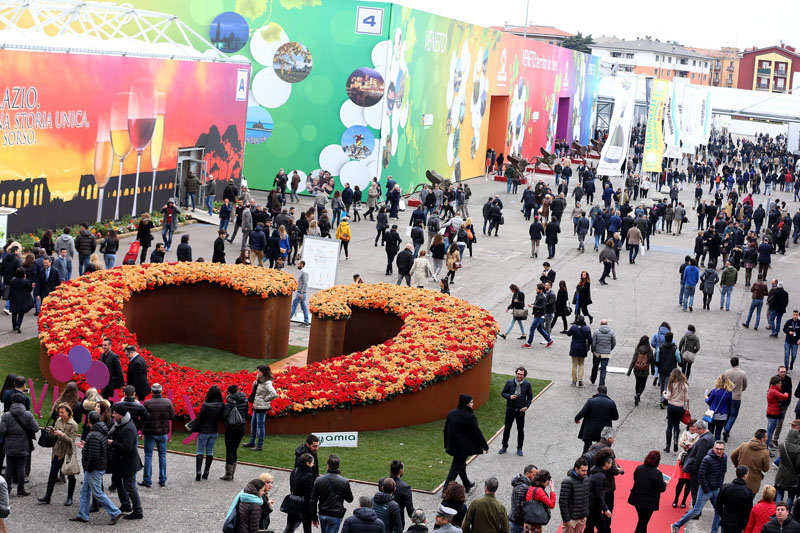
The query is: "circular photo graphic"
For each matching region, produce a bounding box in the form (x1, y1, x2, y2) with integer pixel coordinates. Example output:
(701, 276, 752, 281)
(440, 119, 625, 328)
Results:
(245, 106, 273, 145)
(273, 42, 313, 83)
(306, 169, 335, 197)
(341, 125, 375, 161)
(210, 12, 249, 54)
(346, 67, 385, 108)
(386, 82, 396, 114)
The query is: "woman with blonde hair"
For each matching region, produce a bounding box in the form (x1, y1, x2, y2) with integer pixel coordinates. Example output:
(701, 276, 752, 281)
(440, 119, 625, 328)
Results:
(663, 368, 688, 453)
(744, 484, 776, 532)
(705, 374, 734, 440)
(257, 472, 275, 531)
(307, 220, 321, 237)
(85, 253, 104, 273)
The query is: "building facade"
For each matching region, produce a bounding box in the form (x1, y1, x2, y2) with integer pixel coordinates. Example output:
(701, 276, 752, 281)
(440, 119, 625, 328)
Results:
(590, 38, 711, 85)
(490, 24, 573, 47)
(689, 47, 740, 88)
(738, 44, 800, 93)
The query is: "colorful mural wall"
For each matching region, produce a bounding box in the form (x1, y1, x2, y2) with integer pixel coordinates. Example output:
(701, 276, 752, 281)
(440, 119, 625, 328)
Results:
(0, 48, 247, 233)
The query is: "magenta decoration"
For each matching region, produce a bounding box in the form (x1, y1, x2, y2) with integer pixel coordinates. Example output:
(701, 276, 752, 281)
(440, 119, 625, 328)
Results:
(68, 345, 93, 374)
(86, 360, 110, 389)
(50, 354, 74, 382)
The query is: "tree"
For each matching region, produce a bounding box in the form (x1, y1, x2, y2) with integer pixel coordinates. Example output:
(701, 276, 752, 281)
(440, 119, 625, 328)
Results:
(562, 32, 594, 54)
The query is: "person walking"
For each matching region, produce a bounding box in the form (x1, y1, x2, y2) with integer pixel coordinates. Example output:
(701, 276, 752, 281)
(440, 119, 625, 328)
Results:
(682, 258, 700, 312)
(521, 284, 553, 348)
(461, 477, 509, 533)
(673, 420, 698, 509)
(574, 385, 619, 453)
(140, 383, 173, 488)
(284, 453, 316, 533)
(775, 421, 800, 511)
(598, 240, 617, 285)
(378, 460, 414, 530)
(559, 457, 590, 533)
(768, 375, 790, 450)
(244, 365, 278, 451)
(310, 454, 354, 533)
(384, 224, 402, 276)
(663, 369, 688, 453)
(731, 429, 771, 497)
(723, 356, 748, 442)
(38, 402, 79, 505)
(552, 280, 571, 333)
(443, 394, 488, 490)
(508, 465, 537, 533)
(655, 332, 681, 404)
(529, 216, 544, 257)
(193, 385, 223, 481)
(219, 385, 248, 482)
(745, 485, 777, 533)
(372, 477, 402, 533)
(290, 261, 310, 327)
(498, 367, 533, 456)
(444, 243, 460, 285)
(671, 439, 727, 532)
(700, 262, 720, 310)
(567, 315, 592, 387)
(108, 403, 143, 520)
(760, 502, 800, 532)
(498, 285, 526, 340)
(574, 272, 593, 324)
(715, 465, 754, 533)
(706, 374, 734, 440)
(341, 497, 384, 532)
(336, 216, 352, 260)
(627, 336, 654, 405)
(410, 249, 432, 288)
(590, 320, 616, 387)
(123, 345, 150, 403)
(677, 325, 700, 380)
(720, 261, 738, 311)
(0, 393, 38, 497)
(628, 450, 667, 533)
(545, 216, 560, 258)
(743, 277, 769, 330)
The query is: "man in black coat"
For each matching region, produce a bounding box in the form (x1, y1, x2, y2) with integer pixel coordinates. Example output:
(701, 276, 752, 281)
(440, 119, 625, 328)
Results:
(108, 404, 143, 519)
(443, 394, 488, 490)
(294, 434, 320, 479)
(124, 346, 150, 401)
(35, 255, 61, 302)
(120, 386, 150, 431)
(499, 366, 533, 456)
(574, 385, 619, 452)
(716, 465, 754, 532)
(384, 225, 402, 275)
(378, 460, 414, 529)
(681, 419, 715, 507)
(545, 217, 560, 259)
(100, 338, 125, 400)
(395, 243, 414, 286)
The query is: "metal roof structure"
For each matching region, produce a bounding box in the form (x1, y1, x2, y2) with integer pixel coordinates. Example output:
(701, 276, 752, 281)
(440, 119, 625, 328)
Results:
(592, 39, 712, 60)
(0, 0, 248, 63)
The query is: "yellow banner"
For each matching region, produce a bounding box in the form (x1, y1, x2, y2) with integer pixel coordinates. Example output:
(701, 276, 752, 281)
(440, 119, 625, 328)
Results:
(642, 79, 669, 173)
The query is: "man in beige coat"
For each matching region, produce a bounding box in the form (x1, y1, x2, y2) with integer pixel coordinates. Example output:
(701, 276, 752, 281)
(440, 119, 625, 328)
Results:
(626, 226, 642, 264)
(730, 429, 770, 495)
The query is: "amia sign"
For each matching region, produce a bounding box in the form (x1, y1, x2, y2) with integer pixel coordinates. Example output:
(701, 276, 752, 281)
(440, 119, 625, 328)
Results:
(316, 431, 359, 448)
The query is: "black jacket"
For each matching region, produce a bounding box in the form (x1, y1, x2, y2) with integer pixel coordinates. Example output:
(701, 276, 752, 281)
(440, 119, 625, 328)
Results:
(443, 404, 488, 458)
(295, 443, 320, 479)
(396, 249, 414, 275)
(176, 242, 192, 262)
(588, 466, 609, 512)
(507, 290, 525, 310)
(501, 379, 533, 411)
(310, 470, 354, 520)
(682, 431, 715, 475)
(288, 463, 316, 519)
(143, 394, 174, 436)
(656, 342, 680, 376)
(559, 469, 590, 522)
(195, 400, 224, 434)
(126, 355, 151, 401)
(341, 507, 384, 533)
(627, 464, 666, 511)
(120, 398, 150, 430)
(108, 416, 141, 476)
(529, 221, 544, 240)
(544, 221, 560, 244)
(212, 237, 226, 263)
(372, 492, 402, 533)
(100, 351, 125, 399)
(575, 393, 619, 442)
(716, 478, 754, 531)
(384, 231, 402, 255)
(82, 421, 108, 473)
(378, 476, 413, 527)
(763, 515, 800, 533)
(222, 392, 248, 429)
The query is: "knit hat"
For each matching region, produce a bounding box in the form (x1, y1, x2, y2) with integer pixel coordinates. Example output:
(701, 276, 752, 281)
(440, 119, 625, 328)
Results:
(458, 394, 473, 407)
(112, 403, 128, 415)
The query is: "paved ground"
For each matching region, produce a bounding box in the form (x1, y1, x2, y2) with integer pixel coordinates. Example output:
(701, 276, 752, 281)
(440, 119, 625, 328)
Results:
(6, 168, 800, 532)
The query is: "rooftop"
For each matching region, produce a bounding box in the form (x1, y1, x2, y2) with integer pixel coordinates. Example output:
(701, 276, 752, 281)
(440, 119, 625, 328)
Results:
(741, 44, 800, 59)
(492, 24, 573, 38)
(591, 39, 712, 60)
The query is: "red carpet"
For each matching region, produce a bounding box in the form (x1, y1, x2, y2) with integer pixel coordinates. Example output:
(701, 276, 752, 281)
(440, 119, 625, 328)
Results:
(556, 458, 690, 531)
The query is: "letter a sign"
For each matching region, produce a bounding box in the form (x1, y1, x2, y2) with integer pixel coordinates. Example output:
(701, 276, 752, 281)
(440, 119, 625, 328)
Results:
(236, 69, 249, 101)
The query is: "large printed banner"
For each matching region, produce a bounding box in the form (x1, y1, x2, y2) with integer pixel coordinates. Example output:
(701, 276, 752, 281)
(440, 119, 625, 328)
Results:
(0, 49, 247, 233)
(663, 82, 682, 159)
(680, 85, 711, 154)
(642, 79, 668, 173)
(597, 76, 637, 177)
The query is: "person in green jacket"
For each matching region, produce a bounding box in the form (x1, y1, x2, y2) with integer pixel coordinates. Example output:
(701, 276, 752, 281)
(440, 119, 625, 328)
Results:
(678, 325, 701, 379)
(720, 261, 738, 311)
(461, 478, 509, 533)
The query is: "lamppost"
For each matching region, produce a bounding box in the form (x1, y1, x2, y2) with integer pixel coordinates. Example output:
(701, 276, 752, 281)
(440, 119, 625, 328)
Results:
(522, 0, 530, 40)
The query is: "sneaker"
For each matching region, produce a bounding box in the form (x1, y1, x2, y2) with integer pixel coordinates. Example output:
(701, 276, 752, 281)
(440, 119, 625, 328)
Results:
(497, 447, 507, 454)
(521, 343, 531, 348)
(516, 449, 524, 456)
(578, 380, 584, 387)
(539, 340, 548, 345)
(517, 336, 527, 340)
(545, 340, 554, 348)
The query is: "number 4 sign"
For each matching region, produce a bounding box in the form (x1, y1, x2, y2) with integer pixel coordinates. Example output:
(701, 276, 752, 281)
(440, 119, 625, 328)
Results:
(356, 6, 384, 35)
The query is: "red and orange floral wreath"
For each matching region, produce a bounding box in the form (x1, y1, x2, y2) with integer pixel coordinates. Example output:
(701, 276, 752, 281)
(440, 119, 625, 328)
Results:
(39, 263, 498, 417)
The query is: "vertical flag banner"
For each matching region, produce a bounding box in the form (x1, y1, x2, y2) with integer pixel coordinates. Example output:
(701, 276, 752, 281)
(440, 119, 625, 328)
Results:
(597, 76, 637, 176)
(663, 82, 682, 159)
(700, 90, 712, 146)
(642, 79, 668, 172)
(680, 85, 699, 155)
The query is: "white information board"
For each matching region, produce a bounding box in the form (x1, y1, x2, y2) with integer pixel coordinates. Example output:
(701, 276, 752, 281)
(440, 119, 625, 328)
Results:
(302, 236, 340, 290)
(316, 431, 358, 448)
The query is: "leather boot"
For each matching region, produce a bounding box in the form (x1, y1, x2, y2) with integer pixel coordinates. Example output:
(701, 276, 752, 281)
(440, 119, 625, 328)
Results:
(202, 455, 213, 480)
(64, 477, 76, 506)
(219, 464, 233, 481)
(195, 455, 203, 481)
(38, 477, 55, 504)
(229, 463, 236, 481)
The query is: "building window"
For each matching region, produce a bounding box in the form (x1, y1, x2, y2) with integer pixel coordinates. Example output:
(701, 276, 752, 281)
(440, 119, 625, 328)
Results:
(715, 60, 721, 68)
(668, 56, 672, 63)
(704, 61, 708, 68)
(691, 73, 695, 79)
(625, 53, 634, 59)
(704, 74, 707, 80)
(692, 60, 696, 66)
(655, 55, 659, 61)
(611, 51, 621, 58)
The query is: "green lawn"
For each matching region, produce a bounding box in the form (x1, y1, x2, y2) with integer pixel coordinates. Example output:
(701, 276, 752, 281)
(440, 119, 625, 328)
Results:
(0, 339, 550, 491)
(147, 343, 306, 373)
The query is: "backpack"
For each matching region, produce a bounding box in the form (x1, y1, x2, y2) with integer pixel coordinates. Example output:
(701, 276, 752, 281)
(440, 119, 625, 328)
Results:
(226, 403, 245, 428)
(634, 349, 649, 373)
(427, 217, 440, 233)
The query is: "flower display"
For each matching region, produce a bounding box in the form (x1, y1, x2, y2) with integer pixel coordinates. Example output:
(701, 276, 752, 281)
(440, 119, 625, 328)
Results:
(39, 267, 497, 419)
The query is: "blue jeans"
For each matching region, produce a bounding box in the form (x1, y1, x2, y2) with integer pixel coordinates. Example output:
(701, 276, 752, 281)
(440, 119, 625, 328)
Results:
(769, 310, 784, 334)
(629, 244, 639, 262)
(290, 189, 299, 203)
(506, 179, 513, 193)
(744, 299, 764, 328)
(219, 218, 230, 233)
(777, 488, 797, 512)
(768, 417, 780, 447)
(319, 515, 343, 533)
(185, 192, 196, 209)
(205, 194, 215, 216)
(78, 469, 120, 521)
(526, 316, 552, 344)
(162, 227, 174, 250)
(594, 233, 601, 249)
(505, 318, 526, 336)
(786, 343, 800, 369)
(142, 434, 168, 486)
(724, 400, 741, 434)
(679, 282, 685, 305)
(196, 432, 217, 456)
(291, 292, 309, 324)
(510, 523, 525, 533)
(674, 487, 720, 531)
(683, 286, 696, 310)
(78, 254, 91, 275)
(719, 285, 733, 310)
(104, 254, 116, 270)
(65, 259, 73, 280)
(591, 356, 609, 386)
(248, 411, 267, 447)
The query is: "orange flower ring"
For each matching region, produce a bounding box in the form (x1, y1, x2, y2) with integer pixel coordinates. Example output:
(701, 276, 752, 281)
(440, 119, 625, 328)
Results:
(38, 264, 498, 427)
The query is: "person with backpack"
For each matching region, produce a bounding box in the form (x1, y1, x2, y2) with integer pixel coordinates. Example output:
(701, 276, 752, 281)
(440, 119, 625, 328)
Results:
(243, 365, 278, 452)
(372, 478, 403, 533)
(627, 336, 654, 406)
(220, 385, 248, 482)
(678, 325, 700, 380)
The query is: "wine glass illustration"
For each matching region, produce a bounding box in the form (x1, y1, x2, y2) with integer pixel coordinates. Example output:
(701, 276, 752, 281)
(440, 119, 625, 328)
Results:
(93, 114, 114, 223)
(110, 92, 133, 220)
(128, 79, 157, 217)
(148, 92, 166, 213)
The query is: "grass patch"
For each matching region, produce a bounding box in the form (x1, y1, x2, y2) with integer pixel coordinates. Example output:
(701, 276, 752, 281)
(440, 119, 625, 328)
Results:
(166, 373, 548, 491)
(0, 339, 549, 491)
(148, 344, 306, 373)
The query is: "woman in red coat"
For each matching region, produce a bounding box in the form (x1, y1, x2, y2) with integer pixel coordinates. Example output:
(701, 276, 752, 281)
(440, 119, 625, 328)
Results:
(767, 376, 790, 448)
(745, 485, 776, 533)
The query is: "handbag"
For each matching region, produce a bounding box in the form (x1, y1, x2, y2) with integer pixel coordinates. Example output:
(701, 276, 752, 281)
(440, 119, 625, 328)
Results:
(522, 487, 551, 525)
(247, 381, 257, 404)
(512, 308, 529, 320)
(682, 408, 693, 426)
(703, 391, 724, 423)
(223, 499, 240, 533)
(37, 414, 56, 448)
(60, 441, 81, 476)
(185, 417, 198, 433)
(280, 494, 305, 516)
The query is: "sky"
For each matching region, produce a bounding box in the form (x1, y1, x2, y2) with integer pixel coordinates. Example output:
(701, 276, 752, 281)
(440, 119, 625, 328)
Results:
(392, 0, 797, 51)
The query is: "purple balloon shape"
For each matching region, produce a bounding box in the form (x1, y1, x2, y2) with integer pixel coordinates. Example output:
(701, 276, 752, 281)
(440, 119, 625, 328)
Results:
(68, 345, 93, 374)
(50, 354, 74, 382)
(86, 360, 110, 390)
